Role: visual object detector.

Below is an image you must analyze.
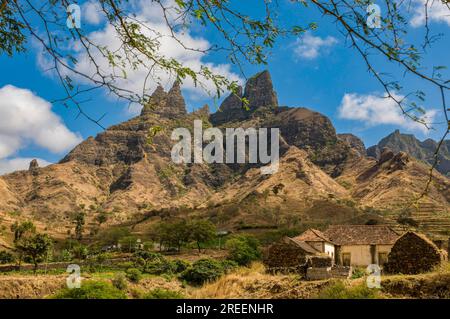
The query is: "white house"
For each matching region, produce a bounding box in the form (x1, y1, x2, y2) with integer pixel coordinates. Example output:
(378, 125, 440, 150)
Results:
(323, 225, 400, 267)
(294, 225, 400, 267)
(293, 229, 335, 261)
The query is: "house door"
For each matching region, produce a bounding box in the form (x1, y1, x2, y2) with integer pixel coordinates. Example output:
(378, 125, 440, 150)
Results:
(378, 252, 388, 266)
(342, 253, 351, 266)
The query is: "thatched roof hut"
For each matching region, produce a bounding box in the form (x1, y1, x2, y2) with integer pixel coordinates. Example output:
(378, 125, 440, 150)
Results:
(384, 232, 446, 274)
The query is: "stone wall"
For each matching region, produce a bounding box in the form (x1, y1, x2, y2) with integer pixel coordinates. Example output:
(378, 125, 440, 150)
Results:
(384, 232, 444, 274)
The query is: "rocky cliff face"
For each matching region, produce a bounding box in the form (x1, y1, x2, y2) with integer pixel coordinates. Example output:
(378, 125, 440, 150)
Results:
(367, 130, 450, 176)
(338, 134, 366, 157)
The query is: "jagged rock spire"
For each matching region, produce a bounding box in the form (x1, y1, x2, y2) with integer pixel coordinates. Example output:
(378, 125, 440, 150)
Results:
(166, 80, 187, 116)
(140, 81, 186, 118)
(243, 70, 278, 110)
(210, 70, 279, 125)
(29, 159, 39, 171)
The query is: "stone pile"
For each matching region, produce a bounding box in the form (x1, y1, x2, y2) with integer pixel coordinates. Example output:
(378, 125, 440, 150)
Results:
(385, 232, 445, 274)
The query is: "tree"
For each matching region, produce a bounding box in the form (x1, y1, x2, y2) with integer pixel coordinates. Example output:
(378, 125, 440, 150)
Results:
(10, 221, 35, 242)
(74, 212, 86, 241)
(225, 235, 261, 266)
(95, 212, 108, 226)
(16, 233, 53, 272)
(10, 221, 36, 268)
(152, 220, 191, 252)
(0, 250, 15, 264)
(188, 220, 216, 253)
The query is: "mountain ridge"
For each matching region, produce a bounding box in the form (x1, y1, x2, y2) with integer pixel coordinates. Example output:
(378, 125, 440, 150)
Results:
(0, 71, 448, 244)
(367, 129, 450, 176)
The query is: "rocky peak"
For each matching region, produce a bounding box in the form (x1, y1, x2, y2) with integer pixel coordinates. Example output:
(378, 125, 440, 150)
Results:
(141, 82, 186, 118)
(210, 70, 278, 125)
(166, 81, 187, 115)
(368, 130, 450, 176)
(243, 70, 278, 111)
(29, 159, 39, 171)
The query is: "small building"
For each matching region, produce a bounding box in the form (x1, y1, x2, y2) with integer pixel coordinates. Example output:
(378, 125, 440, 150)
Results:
(323, 225, 400, 267)
(263, 236, 320, 273)
(293, 228, 335, 261)
(384, 232, 448, 274)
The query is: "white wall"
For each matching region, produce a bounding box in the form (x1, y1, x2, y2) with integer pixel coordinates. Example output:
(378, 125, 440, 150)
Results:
(339, 244, 394, 266)
(324, 242, 335, 260)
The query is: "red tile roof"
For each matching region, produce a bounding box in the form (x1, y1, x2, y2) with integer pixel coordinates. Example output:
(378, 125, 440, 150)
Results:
(293, 228, 332, 243)
(323, 225, 400, 245)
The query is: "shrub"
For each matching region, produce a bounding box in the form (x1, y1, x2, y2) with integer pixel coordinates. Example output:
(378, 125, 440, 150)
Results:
(220, 260, 238, 272)
(60, 249, 73, 262)
(126, 268, 142, 283)
(317, 280, 379, 299)
(117, 261, 134, 269)
(172, 259, 190, 273)
(143, 288, 184, 299)
(72, 244, 89, 260)
(53, 281, 126, 299)
(225, 235, 261, 266)
(180, 258, 224, 286)
(0, 251, 15, 264)
(112, 273, 128, 290)
(145, 259, 177, 275)
(351, 267, 366, 279)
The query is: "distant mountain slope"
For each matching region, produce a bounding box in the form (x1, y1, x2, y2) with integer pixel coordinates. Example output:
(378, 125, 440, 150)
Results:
(0, 71, 448, 243)
(367, 130, 450, 176)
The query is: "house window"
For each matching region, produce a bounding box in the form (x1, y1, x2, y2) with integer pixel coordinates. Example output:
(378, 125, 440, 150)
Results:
(378, 252, 388, 266)
(342, 253, 351, 266)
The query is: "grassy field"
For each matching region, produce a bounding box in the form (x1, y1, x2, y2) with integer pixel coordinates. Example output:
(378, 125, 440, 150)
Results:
(0, 262, 449, 299)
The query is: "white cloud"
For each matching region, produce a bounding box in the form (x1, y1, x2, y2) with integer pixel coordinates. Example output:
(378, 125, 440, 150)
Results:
(39, 0, 243, 112)
(0, 85, 82, 159)
(410, 0, 450, 27)
(82, 0, 104, 25)
(338, 92, 437, 133)
(293, 32, 338, 60)
(0, 158, 52, 175)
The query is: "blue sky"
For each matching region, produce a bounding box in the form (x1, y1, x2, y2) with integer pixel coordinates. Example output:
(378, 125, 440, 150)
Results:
(0, 0, 449, 174)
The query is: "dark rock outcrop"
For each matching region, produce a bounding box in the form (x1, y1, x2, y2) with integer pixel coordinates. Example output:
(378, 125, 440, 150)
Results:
(141, 82, 187, 118)
(29, 159, 39, 171)
(211, 70, 278, 125)
(379, 147, 395, 164)
(243, 70, 278, 111)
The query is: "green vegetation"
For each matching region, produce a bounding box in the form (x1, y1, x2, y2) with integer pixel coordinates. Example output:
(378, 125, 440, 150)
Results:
(179, 258, 237, 286)
(15, 233, 53, 272)
(112, 273, 128, 290)
(142, 288, 184, 299)
(351, 268, 366, 279)
(52, 281, 126, 299)
(73, 212, 86, 241)
(125, 268, 142, 283)
(151, 219, 217, 252)
(10, 221, 53, 272)
(317, 280, 380, 299)
(188, 220, 216, 252)
(225, 235, 261, 266)
(0, 251, 15, 264)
